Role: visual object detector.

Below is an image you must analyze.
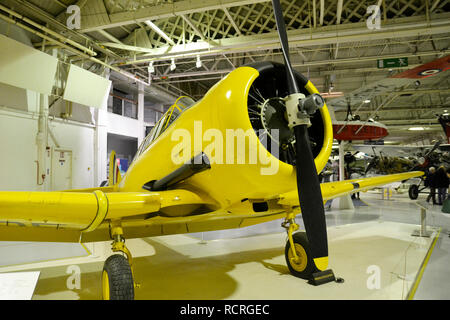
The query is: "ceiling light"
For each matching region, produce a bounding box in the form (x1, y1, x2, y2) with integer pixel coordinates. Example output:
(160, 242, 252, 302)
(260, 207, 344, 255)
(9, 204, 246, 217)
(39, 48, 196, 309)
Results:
(196, 55, 202, 68)
(408, 127, 425, 131)
(170, 58, 176, 71)
(148, 61, 154, 74)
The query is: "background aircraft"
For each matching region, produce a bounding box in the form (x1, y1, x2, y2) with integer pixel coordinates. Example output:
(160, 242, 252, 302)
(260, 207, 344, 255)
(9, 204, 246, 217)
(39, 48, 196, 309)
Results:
(347, 141, 450, 199)
(327, 54, 450, 114)
(0, 1, 423, 299)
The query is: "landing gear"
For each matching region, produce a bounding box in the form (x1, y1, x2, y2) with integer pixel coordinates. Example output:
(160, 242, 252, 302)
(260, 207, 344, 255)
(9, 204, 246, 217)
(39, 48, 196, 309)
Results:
(102, 222, 139, 300)
(102, 254, 134, 300)
(285, 231, 317, 279)
(282, 212, 317, 280)
(409, 184, 419, 200)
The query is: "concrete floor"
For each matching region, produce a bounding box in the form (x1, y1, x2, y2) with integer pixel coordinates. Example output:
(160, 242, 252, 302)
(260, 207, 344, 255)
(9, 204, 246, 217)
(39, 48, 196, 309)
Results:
(0, 188, 448, 300)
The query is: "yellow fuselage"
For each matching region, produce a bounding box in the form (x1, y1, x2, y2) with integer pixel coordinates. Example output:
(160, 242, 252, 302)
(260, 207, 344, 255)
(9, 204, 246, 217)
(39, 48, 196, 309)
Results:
(118, 67, 333, 211)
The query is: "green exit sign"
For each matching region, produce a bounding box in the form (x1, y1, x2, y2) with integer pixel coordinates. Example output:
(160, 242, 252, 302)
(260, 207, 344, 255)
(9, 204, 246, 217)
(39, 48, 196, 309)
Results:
(377, 57, 408, 68)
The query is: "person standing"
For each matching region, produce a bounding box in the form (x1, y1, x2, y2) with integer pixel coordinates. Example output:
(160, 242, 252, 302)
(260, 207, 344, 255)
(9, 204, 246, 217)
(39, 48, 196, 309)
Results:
(435, 166, 449, 205)
(426, 167, 437, 204)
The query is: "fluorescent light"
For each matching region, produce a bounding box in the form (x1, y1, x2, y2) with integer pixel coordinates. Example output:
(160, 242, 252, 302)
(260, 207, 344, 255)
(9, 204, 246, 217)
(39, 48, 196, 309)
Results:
(408, 127, 425, 131)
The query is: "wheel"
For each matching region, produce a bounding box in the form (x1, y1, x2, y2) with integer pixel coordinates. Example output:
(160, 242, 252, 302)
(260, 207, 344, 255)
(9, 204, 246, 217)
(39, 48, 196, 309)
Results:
(102, 254, 134, 300)
(408, 184, 419, 200)
(285, 232, 318, 280)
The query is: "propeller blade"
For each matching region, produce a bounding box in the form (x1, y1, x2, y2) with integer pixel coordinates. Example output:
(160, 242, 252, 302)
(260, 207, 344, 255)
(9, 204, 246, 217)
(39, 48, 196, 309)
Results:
(272, 0, 329, 270)
(424, 140, 442, 157)
(294, 125, 329, 267)
(271, 0, 299, 95)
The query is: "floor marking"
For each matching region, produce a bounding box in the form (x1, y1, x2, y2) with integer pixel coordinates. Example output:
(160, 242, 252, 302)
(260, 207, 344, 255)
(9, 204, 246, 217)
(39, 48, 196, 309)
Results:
(407, 227, 441, 300)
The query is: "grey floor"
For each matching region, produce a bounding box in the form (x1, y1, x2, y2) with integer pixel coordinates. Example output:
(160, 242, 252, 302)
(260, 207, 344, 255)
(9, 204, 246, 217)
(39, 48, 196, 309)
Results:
(0, 242, 89, 267)
(190, 190, 450, 300)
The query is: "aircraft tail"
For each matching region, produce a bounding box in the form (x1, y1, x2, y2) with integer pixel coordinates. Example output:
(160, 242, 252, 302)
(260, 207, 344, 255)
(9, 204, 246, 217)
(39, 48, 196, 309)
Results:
(108, 150, 122, 186)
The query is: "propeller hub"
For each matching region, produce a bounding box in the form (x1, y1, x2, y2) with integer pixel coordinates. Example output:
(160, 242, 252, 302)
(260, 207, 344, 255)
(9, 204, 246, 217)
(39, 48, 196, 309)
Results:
(285, 93, 325, 129)
(260, 97, 295, 145)
(285, 93, 308, 129)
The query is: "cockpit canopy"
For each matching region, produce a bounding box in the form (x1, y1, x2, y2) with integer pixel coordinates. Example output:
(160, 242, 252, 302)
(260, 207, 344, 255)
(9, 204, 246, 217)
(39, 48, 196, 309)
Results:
(133, 96, 196, 161)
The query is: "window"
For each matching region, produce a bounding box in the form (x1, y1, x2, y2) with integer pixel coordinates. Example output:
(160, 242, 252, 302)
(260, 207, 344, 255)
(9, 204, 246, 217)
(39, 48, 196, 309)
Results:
(110, 89, 138, 119)
(112, 96, 122, 115)
(132, 96, 196, 162)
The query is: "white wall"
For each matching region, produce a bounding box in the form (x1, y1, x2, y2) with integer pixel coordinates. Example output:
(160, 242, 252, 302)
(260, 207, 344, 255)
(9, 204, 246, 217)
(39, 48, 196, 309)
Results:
(0, 107, 97, 191)
(107, 112, 144, 140)
(48, 120, 95, 189)
(0, 109, 38, 191)
(0, 99, 148, 191)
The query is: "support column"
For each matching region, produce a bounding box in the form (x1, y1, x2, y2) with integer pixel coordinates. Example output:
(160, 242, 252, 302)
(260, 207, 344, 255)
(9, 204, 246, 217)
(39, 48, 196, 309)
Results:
(93, 69, 109, 187)
(36, 93, 49, 191)
(331, 141, 355, 210)
(137, 83, 145, 146)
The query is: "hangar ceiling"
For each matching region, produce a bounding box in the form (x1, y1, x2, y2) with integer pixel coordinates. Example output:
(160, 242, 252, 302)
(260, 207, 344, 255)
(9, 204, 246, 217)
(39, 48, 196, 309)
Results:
(0, 0, 449, 143)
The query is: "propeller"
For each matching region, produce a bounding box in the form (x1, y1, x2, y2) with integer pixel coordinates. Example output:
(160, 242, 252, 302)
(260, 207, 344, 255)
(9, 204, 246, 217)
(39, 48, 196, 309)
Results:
(424, 140, 442, 158)
(272, 0, 329, 271)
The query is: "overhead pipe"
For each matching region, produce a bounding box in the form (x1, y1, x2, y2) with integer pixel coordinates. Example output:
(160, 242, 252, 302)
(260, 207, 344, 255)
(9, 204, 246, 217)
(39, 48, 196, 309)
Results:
(0, 11, 150, 88)
(12, 0, 122, 60)
(0, 4, 97, 57)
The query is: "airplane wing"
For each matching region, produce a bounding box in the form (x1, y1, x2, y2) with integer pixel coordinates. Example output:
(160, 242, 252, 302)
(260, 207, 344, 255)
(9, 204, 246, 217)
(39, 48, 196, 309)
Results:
(327, 77, 412, 111)
(0, 189, 217, 242)
(0, 172, 423, 243)
(347, 144, 426, 157)
(277, 171, 423, 205)
(349, 141, 448, 158)
(328, 55, 450, 111)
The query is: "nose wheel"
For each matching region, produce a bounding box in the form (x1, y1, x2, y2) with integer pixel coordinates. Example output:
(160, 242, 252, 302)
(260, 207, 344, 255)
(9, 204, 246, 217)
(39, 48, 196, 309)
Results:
(282, 213, 318, 279)
(285, 231, 318, 279)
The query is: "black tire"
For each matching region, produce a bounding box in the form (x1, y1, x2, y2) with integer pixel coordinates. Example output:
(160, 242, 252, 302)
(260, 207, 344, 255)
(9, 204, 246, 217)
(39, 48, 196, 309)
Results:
(285, 232, 318, 280)
(102, 254, 134, 300)
(408, 184, 419, 200)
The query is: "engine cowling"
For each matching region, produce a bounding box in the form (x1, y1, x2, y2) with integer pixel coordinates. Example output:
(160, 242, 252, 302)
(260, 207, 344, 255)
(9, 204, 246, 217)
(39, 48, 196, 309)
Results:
(246, 62, 328, 167)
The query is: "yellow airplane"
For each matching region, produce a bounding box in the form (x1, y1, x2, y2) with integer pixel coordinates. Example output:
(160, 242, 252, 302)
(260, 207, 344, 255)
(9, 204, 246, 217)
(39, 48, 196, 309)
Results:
(0, 0, 423, 300)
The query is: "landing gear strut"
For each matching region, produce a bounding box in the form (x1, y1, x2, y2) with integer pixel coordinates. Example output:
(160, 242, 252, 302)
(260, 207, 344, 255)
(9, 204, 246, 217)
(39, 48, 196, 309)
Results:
(102, 223, 139, 300)
(282, 210, 340, 285)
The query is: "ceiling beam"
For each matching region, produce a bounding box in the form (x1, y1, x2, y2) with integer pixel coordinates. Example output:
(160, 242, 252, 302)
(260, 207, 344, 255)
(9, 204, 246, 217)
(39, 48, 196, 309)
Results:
(223, 7, 243, 36)
(320, 0, 324, 26)
(144, 20, 176, 45)
(117, 13, 450, 65)
(97, 29, 123, 44)
(180, 14, 208, 42)
(80, 0, 270, 32)
(336, 0, 343, 25)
